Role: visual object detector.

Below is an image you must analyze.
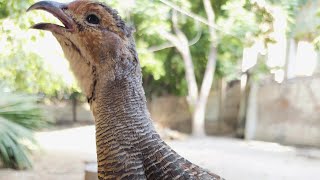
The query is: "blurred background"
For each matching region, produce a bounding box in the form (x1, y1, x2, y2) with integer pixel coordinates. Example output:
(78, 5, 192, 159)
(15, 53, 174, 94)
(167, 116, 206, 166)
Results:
(1, 0, 320, 179)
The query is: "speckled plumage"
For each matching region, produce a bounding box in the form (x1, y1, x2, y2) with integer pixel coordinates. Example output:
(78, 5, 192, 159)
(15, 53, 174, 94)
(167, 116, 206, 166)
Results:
(28, 1, 224, 179)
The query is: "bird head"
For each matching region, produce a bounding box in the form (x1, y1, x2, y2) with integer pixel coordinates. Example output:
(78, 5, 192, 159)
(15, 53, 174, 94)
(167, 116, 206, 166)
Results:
(27, 0, 139, 99)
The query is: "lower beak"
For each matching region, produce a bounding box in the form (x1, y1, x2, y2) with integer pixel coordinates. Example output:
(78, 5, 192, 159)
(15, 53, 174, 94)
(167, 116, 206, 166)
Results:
(27, 1, 75, 33)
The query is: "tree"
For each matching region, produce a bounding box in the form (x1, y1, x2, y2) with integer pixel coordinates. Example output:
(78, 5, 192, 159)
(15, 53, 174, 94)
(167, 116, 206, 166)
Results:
(157, 0, 276, 136)
(153, 0, 223, 136)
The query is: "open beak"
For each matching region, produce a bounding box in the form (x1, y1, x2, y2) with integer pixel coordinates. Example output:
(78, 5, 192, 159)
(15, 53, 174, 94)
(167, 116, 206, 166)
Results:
(27, 1, 75, 34)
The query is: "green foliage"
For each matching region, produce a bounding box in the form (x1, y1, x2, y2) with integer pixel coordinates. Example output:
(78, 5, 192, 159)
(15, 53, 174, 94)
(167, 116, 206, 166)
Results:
(313, 8, 320, 50)
(216, 36, 243, 79)
(0, 93, 47, 169)
(0, 94, 48, 130)
(0, 43, 69, 95)
(267, 0, 307, 20)
(0, 0, 77, 97)
(213, 0, 272, 80)
(128, 0, 275, 96)
(0, 0, 34, 19)
(266, 0, 309, 35)
(0, 117, 35, 169)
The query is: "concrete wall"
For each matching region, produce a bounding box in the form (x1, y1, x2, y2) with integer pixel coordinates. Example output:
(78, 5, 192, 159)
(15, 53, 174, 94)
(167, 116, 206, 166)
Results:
(148, 95, 192, 133)
(246, 76, 320, 147)
(43, 102, 94, 124)
(205, 82, 241, 135)
(149, 83, 241, 135)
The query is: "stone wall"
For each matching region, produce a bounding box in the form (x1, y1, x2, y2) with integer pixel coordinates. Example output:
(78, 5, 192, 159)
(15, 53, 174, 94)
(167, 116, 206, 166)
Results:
(246, 76, 320, 147)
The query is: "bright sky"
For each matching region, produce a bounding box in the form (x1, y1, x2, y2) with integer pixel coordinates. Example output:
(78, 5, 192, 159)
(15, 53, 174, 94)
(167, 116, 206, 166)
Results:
(31, 32, 75, 86)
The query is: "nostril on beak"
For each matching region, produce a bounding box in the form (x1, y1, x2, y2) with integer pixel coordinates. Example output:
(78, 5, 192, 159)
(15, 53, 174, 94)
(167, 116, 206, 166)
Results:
(61, 5, 68, 11)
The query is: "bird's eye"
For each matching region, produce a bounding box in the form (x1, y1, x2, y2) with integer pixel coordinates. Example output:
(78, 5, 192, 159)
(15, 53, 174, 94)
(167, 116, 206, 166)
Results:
(86, 14, 100, 25)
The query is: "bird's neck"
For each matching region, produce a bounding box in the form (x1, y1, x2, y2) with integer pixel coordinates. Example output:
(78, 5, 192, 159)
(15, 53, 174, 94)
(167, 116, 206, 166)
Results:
(89, 76, 197, 179)
(90, 76, 155, 178)
(93, 75, 155, 138)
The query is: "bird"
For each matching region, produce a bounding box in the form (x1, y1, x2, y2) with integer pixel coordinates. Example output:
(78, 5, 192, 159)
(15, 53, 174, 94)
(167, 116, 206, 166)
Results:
(27, 1, 224, 179)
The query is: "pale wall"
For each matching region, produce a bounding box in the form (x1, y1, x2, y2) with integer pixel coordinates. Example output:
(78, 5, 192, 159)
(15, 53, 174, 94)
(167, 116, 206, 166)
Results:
(43, 102, 94, 124)
(246, 76, 320, 147)
(149, 83, 241, 135)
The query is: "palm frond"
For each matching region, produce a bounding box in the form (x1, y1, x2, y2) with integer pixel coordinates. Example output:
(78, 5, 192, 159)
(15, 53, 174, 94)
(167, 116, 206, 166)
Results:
(0, 117, 36, 169)
(0, 94, 48, 130)
(0, 93, 48, 169)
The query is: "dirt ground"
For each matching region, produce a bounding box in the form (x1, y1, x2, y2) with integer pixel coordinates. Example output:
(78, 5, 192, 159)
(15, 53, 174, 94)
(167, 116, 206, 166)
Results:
(0, 125, 320, 180)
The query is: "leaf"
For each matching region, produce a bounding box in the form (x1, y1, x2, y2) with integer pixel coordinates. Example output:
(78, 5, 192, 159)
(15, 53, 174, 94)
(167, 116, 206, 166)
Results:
(0, 92, 47, 169)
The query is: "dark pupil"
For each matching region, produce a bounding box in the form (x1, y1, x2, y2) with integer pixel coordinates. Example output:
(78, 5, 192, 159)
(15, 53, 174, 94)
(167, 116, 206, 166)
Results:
(87, 14, 100, 24)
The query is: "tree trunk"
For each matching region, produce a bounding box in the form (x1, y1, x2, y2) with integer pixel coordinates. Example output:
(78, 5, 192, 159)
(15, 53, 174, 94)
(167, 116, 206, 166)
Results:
(181, 49, 199, 110)
(284, 38, 297, 80)
(217, 78, 226, 127)
(72, 98, 77, 122)
(192, 46, 217, 136)
(160, 0, 217, 137)
(158, 28, 199, 109)
(191, 0, 217, 136)
(192, 101, 206, 137)
(236, 73, 251, 138)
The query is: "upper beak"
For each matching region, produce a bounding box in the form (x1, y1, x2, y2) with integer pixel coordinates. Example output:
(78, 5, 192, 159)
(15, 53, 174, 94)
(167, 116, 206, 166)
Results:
(27, 1, 75, 33)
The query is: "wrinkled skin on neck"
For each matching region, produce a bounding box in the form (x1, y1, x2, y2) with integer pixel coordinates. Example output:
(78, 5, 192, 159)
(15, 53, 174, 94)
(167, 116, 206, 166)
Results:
(28, 1, 223, 179)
